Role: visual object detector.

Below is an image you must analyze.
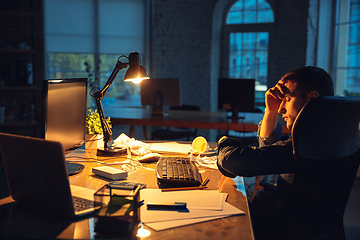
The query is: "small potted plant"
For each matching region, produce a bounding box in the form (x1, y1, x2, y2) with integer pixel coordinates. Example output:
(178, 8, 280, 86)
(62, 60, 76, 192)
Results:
(85, 109, 112, 149)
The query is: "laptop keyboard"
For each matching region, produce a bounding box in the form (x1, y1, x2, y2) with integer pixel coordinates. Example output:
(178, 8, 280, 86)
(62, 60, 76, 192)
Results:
(73, 196, 94, 212)
(156, 157, 202, 188)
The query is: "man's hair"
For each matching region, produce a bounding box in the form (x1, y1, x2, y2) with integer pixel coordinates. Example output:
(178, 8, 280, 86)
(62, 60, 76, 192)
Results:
(281, 66, 334, 97)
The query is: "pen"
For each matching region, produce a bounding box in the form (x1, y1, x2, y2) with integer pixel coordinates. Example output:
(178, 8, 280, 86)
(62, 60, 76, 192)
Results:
(161, 186, 206, 192)
(147, 202, 187, 210)
(201, 177, 210, 187)
(201, 177, 208, 186)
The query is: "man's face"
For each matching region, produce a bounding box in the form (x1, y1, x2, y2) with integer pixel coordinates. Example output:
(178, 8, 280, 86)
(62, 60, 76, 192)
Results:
(277, 80, 310, 129)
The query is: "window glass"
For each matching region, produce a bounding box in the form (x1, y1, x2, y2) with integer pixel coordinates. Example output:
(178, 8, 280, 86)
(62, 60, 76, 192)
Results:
(44, 0, 145, 108)
(98, 54, 141, 107)
(229, 32, 268, 104)
(350, 0, 360, 21)
(346, 1, 360, 92)
(47, 52, 142, 108)
(47, 53, 94, 79)
(226, 0, 274, 24)
(348, 21, 360, 69)
(334, 0, 360, 95)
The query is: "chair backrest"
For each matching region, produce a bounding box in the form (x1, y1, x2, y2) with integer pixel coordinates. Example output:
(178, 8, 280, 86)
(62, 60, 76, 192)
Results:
(285, 96, 360, 239)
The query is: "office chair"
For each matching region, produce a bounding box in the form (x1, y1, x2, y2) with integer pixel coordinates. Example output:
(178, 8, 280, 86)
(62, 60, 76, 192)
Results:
(282, 96, 360, 240)
(151, 105, 201, 141)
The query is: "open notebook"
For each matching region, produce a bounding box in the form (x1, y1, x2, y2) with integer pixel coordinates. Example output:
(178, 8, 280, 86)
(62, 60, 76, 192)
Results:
(0, 133, 97, 218)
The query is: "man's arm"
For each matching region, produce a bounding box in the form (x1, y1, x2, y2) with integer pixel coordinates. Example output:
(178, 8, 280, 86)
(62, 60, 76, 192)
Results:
(259, 109, 279, 137)
(217, 137, 295, 177)
(257, 121, 282, 147)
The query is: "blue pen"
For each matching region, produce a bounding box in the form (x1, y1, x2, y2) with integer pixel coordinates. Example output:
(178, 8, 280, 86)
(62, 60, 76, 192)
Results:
(146, 202, 187, 210)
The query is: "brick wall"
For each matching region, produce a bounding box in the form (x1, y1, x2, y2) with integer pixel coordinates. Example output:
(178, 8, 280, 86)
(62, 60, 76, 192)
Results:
(150, 0, 312, 112)
(150, 0, 217, 111)
(268, 0, 310, 84)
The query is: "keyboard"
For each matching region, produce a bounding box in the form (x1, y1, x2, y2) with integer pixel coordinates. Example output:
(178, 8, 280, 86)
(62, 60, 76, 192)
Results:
(156, 157, 202, 188)
(73, 196, 94, 212)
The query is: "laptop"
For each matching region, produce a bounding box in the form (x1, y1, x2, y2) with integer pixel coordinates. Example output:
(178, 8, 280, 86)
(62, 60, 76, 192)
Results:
(0, 133, 98, 218)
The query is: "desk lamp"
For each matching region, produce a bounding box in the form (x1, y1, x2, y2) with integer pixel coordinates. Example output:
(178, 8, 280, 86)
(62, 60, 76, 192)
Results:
(90, 52, 149, 156)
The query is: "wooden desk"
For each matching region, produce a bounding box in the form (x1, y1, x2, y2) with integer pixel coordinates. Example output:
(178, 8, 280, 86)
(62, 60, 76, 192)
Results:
(0, 142, 254, 240)
(104, 107, 290, 139)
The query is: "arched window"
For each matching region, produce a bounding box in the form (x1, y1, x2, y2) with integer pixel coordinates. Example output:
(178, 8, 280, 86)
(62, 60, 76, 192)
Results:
(221, 0, 274, 107)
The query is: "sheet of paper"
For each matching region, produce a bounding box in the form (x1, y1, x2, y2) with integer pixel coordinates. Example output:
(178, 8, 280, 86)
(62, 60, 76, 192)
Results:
(148, 142, 191, 154)
(140, 189, 245, 228)
(144, 202, 245, 231)
(141, 189, 226, 211)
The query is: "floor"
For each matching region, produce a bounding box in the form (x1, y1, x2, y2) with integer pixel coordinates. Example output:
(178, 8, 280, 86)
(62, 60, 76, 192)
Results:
(244, 176, 360, 240)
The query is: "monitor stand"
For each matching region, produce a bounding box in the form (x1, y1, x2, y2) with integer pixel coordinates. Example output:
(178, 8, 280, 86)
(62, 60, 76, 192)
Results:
(151, 90, 164, 116)
(65, 144, 85, 175)
(66, 162, 85, 175)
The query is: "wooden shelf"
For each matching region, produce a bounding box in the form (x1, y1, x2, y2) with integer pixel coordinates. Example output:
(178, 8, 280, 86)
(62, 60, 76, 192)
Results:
(0, 49, 35, 54)
(0, 86, 36, 91)
(0, 11, 33, 17)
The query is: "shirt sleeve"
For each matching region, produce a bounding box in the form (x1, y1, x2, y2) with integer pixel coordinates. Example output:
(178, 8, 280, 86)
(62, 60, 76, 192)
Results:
(257, 121, 283, 147)
(216, 135, 295, 178)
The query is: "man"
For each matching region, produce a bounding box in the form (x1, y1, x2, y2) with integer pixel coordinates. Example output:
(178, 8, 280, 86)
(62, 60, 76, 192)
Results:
(216, 66, 334, 239)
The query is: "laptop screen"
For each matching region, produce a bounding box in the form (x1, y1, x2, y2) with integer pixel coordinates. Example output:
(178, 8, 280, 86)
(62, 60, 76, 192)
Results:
(42, 78, 87, 152)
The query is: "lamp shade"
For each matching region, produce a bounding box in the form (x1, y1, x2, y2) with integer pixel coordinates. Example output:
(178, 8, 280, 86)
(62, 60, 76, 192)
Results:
(124, 52, 149, 84)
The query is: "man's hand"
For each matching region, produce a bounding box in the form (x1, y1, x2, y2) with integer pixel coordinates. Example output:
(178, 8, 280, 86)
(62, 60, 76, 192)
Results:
(218, 136, 227, 144)
(217, 175, 227, 190)
(265, 81, 286, 113)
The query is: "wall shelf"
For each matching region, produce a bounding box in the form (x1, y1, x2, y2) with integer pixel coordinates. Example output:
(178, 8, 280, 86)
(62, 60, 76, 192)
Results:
(0, 11, 34, 17)
(0, 49, 35, 54)
(0, 86, 36, 91)
(0, 0, 44, 137)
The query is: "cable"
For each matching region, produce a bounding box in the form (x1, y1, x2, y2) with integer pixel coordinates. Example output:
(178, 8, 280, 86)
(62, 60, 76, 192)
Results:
(65, 155, 143, 172)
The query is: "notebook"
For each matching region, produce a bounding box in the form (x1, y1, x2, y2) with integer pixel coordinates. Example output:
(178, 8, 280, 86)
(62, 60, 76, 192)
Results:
(0, 133, 98, 218)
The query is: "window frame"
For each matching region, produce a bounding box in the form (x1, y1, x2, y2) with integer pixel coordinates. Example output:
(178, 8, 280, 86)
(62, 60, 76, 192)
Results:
(220, 0, 274, 107)
(332, 0, 360, 96)
(44, 0, 150, 108)
(221, 22, 273, 78)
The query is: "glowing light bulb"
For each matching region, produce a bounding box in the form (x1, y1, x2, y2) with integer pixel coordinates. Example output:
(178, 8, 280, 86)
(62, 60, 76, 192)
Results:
(132, 77, 143, 84)
(136, 223, 151, 237)
(125, 76, 150, 84)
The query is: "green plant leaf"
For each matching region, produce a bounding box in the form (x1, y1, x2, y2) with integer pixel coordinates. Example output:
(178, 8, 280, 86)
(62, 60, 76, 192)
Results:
(86, 109, 112, 134)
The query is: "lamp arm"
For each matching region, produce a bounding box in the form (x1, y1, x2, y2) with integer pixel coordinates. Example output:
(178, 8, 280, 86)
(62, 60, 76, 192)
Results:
(99, 59, 128, 98)
(94, 98, 112, 148)
(91, 58, 128, 149)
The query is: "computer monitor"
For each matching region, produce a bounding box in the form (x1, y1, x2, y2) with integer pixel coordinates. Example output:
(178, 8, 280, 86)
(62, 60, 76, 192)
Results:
(42, 78, 87, 152)
(218, 78, 255, 119)
(140, 78, 181, 115)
